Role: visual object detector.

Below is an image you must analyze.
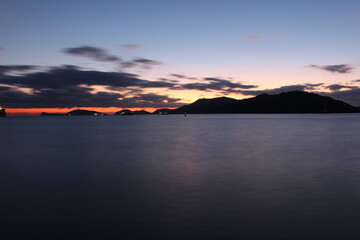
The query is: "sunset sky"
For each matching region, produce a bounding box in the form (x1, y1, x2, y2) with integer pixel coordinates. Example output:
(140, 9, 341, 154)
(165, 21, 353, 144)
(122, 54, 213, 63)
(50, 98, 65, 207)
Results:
(1, 0, 360, 115)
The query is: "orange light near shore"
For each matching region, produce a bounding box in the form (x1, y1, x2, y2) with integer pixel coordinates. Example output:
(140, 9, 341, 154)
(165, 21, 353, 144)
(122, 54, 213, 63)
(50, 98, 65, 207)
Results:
(6, 107, 168, 116)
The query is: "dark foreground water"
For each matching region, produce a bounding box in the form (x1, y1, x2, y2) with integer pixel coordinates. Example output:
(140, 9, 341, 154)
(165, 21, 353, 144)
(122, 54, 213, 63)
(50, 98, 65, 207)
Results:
(1, 114, 360, 240)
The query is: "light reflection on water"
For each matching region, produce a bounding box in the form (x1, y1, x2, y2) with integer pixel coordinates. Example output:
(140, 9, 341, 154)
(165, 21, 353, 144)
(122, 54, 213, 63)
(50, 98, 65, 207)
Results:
(1, 114, 360, 239)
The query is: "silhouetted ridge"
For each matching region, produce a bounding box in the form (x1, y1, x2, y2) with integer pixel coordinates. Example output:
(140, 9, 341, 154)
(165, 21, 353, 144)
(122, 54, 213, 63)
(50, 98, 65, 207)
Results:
(171, 91, 358, 114)
(67, 109, 105, 115)
(115, 109, 134, 115)
(0, 105, 6, 117)
(133, 110, 150, 114)
(172, 97, 236, 114)
(153, 109, 171, 114)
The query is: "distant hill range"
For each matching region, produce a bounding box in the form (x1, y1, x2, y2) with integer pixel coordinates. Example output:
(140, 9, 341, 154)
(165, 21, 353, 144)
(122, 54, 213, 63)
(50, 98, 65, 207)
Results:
(41, 109, 106, 116)
(40, 91, 360, 116)
(114, 109, 151, 115)
(171, 91, 359, 114)
(41, 109, 151, 116)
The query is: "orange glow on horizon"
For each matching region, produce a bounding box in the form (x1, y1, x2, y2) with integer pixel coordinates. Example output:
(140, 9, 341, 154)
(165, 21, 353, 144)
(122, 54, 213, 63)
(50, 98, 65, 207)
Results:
(6, 107, 174, 116)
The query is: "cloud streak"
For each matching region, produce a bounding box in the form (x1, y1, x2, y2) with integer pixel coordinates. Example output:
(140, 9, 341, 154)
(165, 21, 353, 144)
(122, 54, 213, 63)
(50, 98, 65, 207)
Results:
(244, 35, 262, 41)
(325, 84, 357, 91)
(0, 65, 174, 90)
(235, 84, 323, 96)
(63, 46, 121, 62)
(121, 58, 162, 69)
(309, 64, 353, 74)
(169, 73, 197, 80)
(0, 65, 38, 76)
(177, 77, 257, 91)
(120, 44, 142, 50)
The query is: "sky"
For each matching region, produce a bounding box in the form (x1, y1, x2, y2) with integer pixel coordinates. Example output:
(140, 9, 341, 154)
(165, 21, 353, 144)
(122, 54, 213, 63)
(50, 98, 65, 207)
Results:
(1, 0, 360, 115)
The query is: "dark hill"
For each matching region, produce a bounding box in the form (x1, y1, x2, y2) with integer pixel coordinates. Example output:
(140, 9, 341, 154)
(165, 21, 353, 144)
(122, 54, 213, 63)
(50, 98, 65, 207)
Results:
(115, 109, 134, 115)
(171, 91, 359, 114)
(153, 108, 171, 114)
(133, 110, 150, 114)
(172, 97, 237, 114)
(67, 109, 105, 115)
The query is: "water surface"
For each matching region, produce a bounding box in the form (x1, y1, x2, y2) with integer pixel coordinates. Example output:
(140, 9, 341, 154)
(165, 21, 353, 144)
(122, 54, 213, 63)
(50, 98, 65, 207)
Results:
(1, 114, 360, 239)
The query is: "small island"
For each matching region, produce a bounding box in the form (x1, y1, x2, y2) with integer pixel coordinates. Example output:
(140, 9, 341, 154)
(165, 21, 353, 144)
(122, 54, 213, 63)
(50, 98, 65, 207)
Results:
(0, 105, 6, 117)
(41, 109, 106, 116)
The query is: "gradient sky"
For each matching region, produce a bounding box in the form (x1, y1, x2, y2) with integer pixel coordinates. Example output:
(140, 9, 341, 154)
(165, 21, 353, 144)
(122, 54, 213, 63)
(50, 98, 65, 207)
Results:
(1, 0, 360, 115)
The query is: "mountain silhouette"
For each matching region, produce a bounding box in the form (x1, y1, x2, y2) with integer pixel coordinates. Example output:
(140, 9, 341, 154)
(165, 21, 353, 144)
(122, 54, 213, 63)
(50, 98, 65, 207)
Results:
(114, 110, 151, 115)
(133, 110, 151, 114)
(173, 97, 236, 114)
(153, 108, 171, 114)
(67, 109, 105, 115)
(115, 109, 134, 115)
(171, 91, 359, 114)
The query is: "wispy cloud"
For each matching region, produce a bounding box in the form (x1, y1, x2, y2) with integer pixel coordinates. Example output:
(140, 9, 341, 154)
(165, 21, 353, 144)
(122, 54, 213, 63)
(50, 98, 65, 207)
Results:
(176, 77, 257, 91)
(120, 44, 142, 50)
(0, 65, 38, 76)
(170, 73, 186, 79)
(309, 64, 353, 74)
(325, 84, 357, 91)
(169, 73, 198, 80)
(237, 84, 323, 96)
(244, 35, 262, 41)
(63, 46, 121, 62)
(121, 58, 162, 69)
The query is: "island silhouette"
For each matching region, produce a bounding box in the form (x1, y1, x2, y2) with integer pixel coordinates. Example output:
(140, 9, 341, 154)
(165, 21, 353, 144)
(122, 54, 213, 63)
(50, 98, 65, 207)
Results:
(114, 109, 151, 115)
(40, 91, 360, 116)
(171, 91, 359, 114)
(0, 105, 6, 117)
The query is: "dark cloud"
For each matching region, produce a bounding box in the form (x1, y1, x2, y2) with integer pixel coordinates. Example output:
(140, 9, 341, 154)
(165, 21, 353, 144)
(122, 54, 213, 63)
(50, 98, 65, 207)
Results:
(0, 65, 174, 90)
(0, 84, 182, 108)
(158, 78, 179, 83)
(132, 93, 180, 103)
(0, 85, 120, 108)
(318, 87, 360, 106)
(170, 73, 186, 79)
(239, 85, 306, 95)
(237, 84, 323, 96)
(178, 77, 257, 91)
(0, 65, 38, 76)
(120, 44, 142, 50)
(303, 83, 324, 89)
(63, 46, 120, 62)
(325, 84, 357, 91)
(0, 65, 181, 108)
(169, 73, 197, 80)
(309, 64, 353, 74)
(121, 58, 162, 69)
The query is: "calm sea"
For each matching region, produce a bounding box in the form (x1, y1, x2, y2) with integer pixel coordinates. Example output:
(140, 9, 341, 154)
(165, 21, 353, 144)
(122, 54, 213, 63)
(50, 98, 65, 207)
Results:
(1, 114, 360, 240)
